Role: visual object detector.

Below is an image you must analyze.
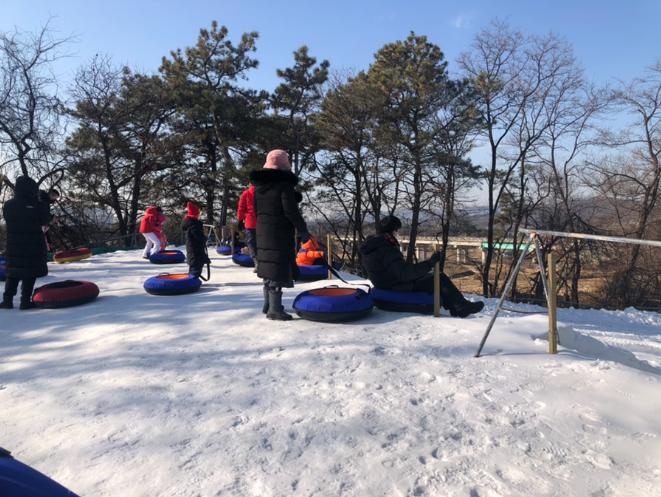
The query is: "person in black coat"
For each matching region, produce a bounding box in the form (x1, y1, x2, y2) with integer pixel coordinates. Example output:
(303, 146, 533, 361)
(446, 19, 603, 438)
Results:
(180, 202, 210, 278)
(360, 215, 484, 318)
(250, 149, 310, 321)
(1, 176, 51, 310)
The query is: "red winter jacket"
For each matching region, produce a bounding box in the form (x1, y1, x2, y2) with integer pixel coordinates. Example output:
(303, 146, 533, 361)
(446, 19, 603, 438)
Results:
(139, 206, 159, 234)
(237, 185, 257, 229)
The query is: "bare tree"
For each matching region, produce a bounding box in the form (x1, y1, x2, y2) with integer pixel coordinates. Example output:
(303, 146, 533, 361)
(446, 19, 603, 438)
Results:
(583, 60, 661, 306)
(458, 19, 585, 297)
(0, 18, 73, 182)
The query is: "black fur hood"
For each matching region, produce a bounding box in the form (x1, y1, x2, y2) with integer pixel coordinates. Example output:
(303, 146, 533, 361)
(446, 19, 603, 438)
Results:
(250, 168, 299, 187)
(250, 169, 302, 202)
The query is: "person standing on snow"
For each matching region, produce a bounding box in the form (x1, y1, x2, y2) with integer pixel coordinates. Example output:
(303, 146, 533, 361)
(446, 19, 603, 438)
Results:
(38, 187, 60, 251)
(1, 176, 51, 310)
(250, 149, 310, 321)
(181, 202, 210, 278)
(360, 215, 484, 318)
(155, 207, 167, 249)
(237, 184, 258, 270)
(139, 206, 162, 259)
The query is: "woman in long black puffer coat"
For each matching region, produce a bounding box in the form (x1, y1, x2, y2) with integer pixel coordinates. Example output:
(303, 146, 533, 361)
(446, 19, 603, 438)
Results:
(1, 176, 51, 310)
(249, 150, 310, 321)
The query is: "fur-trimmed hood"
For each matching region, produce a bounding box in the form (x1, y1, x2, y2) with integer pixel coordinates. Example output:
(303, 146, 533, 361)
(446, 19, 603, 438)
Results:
(250, 168, 299, 188)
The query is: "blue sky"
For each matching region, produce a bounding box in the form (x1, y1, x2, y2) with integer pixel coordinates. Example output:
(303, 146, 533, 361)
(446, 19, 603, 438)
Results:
(2, 0, 660, 92)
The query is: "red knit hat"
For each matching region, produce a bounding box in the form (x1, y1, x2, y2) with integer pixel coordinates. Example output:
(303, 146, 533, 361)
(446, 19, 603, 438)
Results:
(186, 202, 200, 218)
(263, 149, 291, 171)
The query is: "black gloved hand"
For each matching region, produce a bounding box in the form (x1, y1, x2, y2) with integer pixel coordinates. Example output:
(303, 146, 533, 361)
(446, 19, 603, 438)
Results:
(300, 231, 311, 244)
(428, 251, 442, 265)
(237, 220, 245, 231)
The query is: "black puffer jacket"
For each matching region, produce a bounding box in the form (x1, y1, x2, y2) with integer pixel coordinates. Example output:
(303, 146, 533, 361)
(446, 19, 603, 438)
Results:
(181, 216, 210, 269)
(359, 234, 432, 291)
(3, 176, 50, 279)
(250, 168, 308, 284)
(38, 189, 56, 224)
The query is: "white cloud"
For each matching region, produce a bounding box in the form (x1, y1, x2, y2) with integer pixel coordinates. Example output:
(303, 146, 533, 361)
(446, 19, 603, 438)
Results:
(452, 14, 473, 29)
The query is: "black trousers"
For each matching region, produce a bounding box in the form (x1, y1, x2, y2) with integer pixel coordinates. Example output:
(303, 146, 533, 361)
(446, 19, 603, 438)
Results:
(3, 276, 37, 301)
(409, 273, 467, 310)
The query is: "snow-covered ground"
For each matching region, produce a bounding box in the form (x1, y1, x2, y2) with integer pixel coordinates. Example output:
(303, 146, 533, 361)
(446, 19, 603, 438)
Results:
(1, 247, 660, 496)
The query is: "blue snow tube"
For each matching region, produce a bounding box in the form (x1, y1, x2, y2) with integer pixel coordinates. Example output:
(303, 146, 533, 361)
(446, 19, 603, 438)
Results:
(370, 288, 440, 315)
(144, 273, 202, 295)
(232, 253, 255, 267)
(0, 446, 79, 496)
(293, 286, 373, 322)
(149, 250, 186, 265)
(296, 264, 328, 282)
(216, 245, 240, 256)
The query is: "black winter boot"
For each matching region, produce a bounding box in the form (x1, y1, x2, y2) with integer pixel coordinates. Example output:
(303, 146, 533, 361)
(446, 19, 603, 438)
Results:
(19, 298, 37, 310)
(451, 300, 484, 318)
(0, 298, 13, 309)
(262, 285, 270, 314)
(266, 288, 292, 321)
(440, 273, 484, 318)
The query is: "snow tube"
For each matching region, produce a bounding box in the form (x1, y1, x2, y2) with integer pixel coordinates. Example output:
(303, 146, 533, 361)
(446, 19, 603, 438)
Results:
(293, 287, 373, 322)
(0, 446, 80, 497)
(296, 264, 328, 282)
(216, 245, 240, 256)
(232, 253, 255, 267)
(32, 280, 100, 309)
(0, 263, 5, 282)
(370, 288, 440, 315)
(144, 273, 202, 296)
(52, 248, 92, 264)
(149, 250, 186, 264)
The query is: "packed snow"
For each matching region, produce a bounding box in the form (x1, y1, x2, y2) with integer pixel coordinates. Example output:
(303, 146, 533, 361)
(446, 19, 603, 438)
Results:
(1, 247, 660, 496)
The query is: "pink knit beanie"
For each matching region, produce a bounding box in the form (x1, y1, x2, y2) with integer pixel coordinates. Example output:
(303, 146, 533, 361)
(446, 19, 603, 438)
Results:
(263, 150, 291, 171)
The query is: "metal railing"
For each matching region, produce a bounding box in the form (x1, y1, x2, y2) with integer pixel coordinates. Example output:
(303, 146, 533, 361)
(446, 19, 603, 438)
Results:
(475, 229, 661, 357)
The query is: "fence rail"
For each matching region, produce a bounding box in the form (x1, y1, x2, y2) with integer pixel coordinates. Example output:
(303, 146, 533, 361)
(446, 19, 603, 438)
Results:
(475, 229, 661, 358)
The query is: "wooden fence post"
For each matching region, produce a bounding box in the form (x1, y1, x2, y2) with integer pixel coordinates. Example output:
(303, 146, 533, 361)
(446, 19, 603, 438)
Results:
(327, 233, 332, 280)
(548, 253, 558, 354)
(433, 244, 440, 317)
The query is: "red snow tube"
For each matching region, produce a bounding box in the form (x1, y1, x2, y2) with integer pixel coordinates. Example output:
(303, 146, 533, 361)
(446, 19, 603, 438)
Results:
(0, 263, 5, 282)
(32, 280, 100, 309)
(53, 248, 92, 264)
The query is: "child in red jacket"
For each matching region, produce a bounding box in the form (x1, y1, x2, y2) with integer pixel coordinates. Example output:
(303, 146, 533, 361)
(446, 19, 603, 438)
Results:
(140, 206, 161, 258)
(237, 185, 257, 267)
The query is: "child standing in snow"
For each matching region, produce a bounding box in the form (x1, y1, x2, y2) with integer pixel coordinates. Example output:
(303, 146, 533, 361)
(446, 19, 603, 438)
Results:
(237, 184, 257, 268)
(155, 207, 168, 249)
(140, 206, 161, 259)
(181, 202, 210, 278)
